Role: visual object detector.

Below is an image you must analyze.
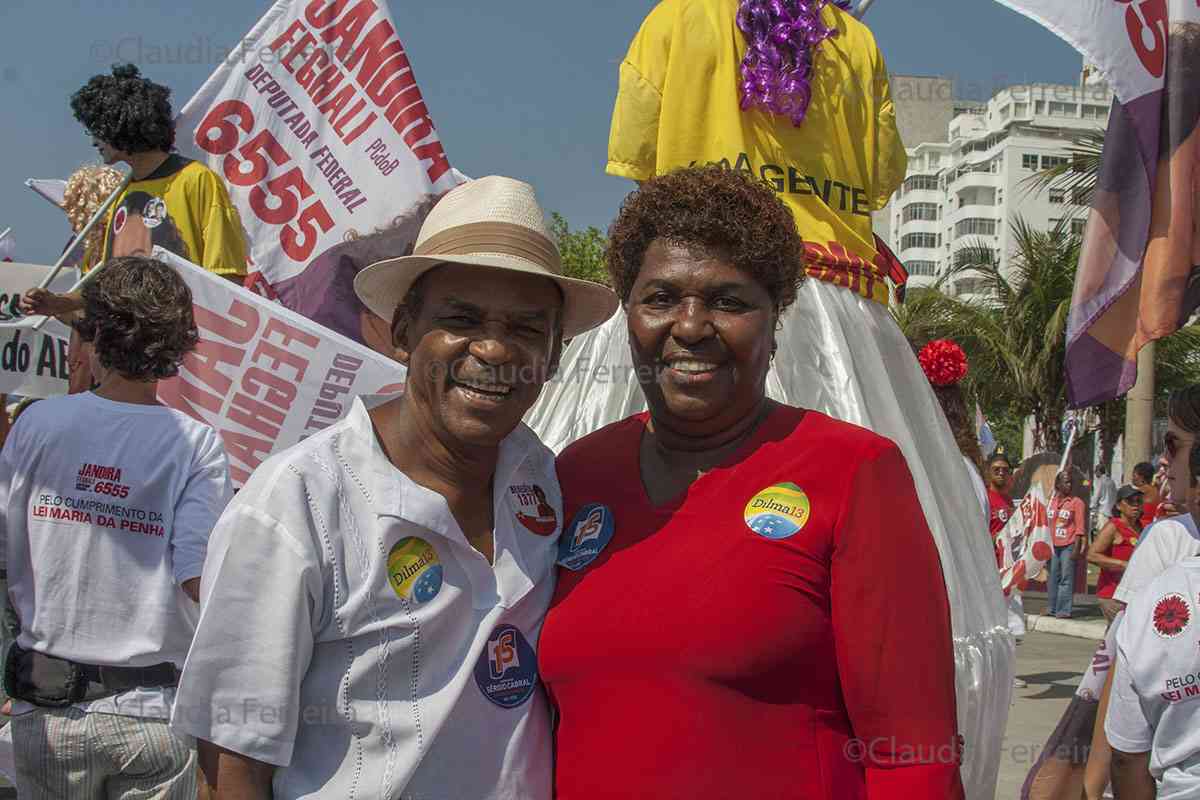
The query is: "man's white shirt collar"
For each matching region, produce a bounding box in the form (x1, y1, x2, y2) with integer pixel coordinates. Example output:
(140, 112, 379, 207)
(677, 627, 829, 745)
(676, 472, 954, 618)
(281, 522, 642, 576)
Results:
(349, 395, 548, 608)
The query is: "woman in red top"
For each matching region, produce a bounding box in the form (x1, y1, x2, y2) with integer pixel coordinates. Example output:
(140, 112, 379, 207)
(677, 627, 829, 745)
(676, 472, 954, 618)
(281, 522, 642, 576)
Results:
(1131, 461, 1160, 528)
(1087, 485, 1143, 623)
(538, 168, 964, 800)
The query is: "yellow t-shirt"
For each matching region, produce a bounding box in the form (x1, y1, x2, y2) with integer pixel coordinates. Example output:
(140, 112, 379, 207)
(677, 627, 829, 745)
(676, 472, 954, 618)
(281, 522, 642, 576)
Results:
(101, 155, 247, 277)
(608, 0, 906, 304)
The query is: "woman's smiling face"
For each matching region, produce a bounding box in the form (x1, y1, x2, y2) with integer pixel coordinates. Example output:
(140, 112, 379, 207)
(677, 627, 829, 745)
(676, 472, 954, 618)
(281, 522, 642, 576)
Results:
(626, 240, 776, 437)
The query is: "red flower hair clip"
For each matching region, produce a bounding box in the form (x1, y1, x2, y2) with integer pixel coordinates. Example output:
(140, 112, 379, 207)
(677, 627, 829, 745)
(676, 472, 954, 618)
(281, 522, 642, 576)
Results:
(918, 339, 968, 387)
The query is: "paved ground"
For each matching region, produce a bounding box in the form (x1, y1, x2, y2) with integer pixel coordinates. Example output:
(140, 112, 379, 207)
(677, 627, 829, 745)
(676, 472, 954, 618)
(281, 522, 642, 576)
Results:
(996, 630, 1101, 799)
(1022, 590, 1106, 623)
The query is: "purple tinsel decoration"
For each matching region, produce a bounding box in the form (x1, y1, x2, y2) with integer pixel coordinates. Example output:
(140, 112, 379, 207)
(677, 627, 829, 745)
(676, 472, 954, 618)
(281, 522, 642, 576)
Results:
(737, 0, 845, 127)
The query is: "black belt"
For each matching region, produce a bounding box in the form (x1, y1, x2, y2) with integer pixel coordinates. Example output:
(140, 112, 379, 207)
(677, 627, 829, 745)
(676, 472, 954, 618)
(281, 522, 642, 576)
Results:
(5, 643, 181, 707)
(75, 661, 181, 695)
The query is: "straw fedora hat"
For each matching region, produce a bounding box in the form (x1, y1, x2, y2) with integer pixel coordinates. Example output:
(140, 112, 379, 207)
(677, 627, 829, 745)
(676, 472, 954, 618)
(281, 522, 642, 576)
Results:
(354, 176, 618, 339)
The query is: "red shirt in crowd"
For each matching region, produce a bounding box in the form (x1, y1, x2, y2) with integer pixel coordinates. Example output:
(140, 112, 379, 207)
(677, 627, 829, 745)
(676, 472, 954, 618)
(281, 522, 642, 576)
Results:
(539, 406, 965, 800)
(1096, 518, 1139, 599)
(1049, 493, 1086, 548)
(988, 488, 1014, 568)
(1141, 500, 1160, 529)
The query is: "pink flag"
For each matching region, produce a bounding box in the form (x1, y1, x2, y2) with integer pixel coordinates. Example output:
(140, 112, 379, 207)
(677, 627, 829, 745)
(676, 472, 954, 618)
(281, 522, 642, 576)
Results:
(995, 0, 1200, 407)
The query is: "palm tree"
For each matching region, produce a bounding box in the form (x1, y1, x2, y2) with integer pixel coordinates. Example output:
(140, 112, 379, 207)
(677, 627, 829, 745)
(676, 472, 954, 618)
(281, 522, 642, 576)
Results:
(896, 213, 1200, 462)
(896, 217, 1079, 451)
(1022, 128, 1105, 207)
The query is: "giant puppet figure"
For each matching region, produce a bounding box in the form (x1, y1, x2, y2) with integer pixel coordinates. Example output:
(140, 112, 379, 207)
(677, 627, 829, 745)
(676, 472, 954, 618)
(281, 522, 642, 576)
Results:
(523, 0, 1013, 795)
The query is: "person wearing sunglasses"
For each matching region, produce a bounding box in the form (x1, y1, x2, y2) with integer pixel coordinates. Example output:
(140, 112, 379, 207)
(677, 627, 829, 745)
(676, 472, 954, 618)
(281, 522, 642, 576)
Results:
(1088, 486, 1144, 624)
(987, 451, 1015, 569)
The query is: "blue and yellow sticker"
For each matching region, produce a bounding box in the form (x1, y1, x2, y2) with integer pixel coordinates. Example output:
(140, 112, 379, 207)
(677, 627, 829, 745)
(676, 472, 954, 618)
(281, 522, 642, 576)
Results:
(387, 537, 443, 603)
(743, 483, 811, 539)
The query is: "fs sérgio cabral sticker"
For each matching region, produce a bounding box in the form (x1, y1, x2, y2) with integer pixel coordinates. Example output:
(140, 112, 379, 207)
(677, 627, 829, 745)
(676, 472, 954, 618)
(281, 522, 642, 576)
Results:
(558, 503, 614, 571)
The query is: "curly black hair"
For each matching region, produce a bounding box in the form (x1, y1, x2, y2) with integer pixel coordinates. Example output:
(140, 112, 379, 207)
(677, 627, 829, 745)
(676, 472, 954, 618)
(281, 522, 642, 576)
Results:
(75, 256, 198, 381)
(606, 166, 805, 314)
(71, 64, 175, 153)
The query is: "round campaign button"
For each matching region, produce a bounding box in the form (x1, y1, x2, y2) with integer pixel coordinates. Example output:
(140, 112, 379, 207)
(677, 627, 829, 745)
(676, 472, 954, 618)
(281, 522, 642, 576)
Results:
(474, 624, 538, 709)
(1153, 593, 1192, 639)
(386, 537, 443, 604)
(557, 503, 615, 571)
(743, 483, 811, 540)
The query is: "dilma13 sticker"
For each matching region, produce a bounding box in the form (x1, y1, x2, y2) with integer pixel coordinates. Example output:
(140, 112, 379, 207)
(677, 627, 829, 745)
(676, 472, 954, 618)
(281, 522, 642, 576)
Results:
(743, 483, 810, 539)
(386, 537, 443, 604)
(474, 624, 538, 709)
(558, 503, 614, 571)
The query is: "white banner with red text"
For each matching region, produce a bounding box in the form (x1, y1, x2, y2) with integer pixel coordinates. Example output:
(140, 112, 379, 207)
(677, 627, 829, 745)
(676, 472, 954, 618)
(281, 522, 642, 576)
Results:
(175, 0, 461, 297)
(153, 248, 404, 486)
(0, 263, 79, 397)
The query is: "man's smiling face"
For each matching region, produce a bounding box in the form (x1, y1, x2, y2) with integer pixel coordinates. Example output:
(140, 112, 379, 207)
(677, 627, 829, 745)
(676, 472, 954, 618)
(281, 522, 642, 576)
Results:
(394, 262, 563, 449)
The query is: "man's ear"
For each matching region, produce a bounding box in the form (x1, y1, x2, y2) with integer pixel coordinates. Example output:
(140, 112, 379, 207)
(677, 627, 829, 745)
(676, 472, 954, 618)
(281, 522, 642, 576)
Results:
(544, 306, 566, 381)
(546, 334, 564, 381)
(391, 307, 414, 366)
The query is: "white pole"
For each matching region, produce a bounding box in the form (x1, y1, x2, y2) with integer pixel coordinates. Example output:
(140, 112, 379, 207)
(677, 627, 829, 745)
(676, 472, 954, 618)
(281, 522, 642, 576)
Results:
(1059, 414, 1078, 475)
(0, 228, 11, 245)
(42, 258, 110, 315)
(29, 173, 130, 331)
(854, 0, 878, 19)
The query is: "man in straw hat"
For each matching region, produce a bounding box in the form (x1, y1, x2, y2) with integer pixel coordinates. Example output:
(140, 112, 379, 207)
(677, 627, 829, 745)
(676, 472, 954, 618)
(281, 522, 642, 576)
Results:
(170, 177, 618, 799)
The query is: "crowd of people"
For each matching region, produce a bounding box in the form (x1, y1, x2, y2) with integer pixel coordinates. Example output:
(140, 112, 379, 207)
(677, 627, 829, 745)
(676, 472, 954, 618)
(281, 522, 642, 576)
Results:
(0, 1, 1197, 799)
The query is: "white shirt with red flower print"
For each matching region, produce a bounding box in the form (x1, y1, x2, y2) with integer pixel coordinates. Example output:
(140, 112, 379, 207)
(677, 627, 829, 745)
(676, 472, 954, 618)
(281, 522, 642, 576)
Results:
(1106, 557, 1200, 798)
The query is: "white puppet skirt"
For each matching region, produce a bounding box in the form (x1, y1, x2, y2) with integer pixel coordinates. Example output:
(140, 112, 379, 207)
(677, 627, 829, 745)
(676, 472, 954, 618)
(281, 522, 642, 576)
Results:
(525, 277, 1014, 799)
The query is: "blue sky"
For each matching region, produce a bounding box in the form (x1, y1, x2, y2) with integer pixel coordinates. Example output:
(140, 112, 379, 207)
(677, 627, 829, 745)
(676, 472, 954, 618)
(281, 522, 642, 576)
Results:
(0, 0, 1081, 264)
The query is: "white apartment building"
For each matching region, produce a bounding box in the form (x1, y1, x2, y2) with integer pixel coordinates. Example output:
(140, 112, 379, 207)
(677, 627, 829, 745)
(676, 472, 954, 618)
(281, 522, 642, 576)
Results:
(878, 73, 1114, 298)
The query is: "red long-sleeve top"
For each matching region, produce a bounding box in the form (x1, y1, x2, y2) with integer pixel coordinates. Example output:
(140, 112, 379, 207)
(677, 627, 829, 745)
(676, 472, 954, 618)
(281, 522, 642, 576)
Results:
(539, 406, 964, 799)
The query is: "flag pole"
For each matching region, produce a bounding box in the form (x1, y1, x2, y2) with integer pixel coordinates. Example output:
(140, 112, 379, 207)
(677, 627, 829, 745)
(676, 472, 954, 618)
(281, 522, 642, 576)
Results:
(0, 228, 11, 245)
(41, 257, 111, 315)
(1123, 343, 1155, 483)
(1059, 413, 1078, 475)
(29, 173, 130, 331)
(854, 0, 878, 18)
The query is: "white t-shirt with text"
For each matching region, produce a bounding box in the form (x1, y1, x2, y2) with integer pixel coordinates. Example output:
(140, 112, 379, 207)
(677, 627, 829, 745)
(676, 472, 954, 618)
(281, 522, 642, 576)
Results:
(0, 392, 232, 718)
(1107, 558, 1200, 798)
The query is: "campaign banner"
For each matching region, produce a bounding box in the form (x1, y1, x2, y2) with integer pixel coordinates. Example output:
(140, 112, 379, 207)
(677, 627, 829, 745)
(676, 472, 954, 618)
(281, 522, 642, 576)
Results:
(0, 263, 78, 397)
(175, 0, 461, 342)
(997, 483, 1053, 597)
(153, 248, 405, 486)
(994, 0, 1200, 406)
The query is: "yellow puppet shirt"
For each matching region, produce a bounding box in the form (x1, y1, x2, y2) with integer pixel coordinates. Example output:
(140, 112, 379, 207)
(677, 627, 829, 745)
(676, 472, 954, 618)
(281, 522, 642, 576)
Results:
(101, 154, 247, 277)
(608, 0, 906, 304)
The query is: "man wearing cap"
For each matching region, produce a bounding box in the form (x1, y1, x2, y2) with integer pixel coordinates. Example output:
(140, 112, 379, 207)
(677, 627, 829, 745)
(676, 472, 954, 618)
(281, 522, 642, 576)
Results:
(170, 177, 618, 799)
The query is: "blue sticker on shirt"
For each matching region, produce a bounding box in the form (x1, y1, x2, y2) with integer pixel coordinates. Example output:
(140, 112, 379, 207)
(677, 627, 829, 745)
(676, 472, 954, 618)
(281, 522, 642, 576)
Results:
(557, 503, 615, 571)
(474, 624, 538, 709)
